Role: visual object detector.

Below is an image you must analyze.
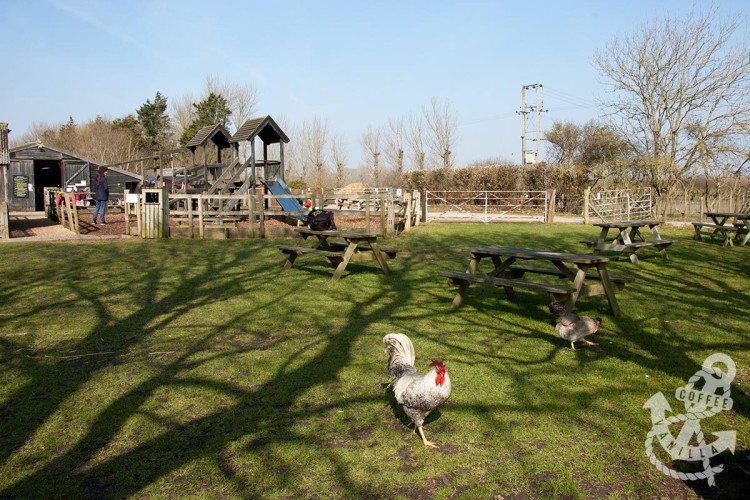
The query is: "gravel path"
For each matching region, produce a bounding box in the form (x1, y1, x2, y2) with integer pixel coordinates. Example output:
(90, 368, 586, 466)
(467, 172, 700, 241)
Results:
(3, 211, 134, 242)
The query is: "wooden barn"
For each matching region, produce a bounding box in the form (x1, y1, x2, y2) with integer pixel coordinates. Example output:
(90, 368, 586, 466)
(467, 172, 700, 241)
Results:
(5, 142, 142, 211)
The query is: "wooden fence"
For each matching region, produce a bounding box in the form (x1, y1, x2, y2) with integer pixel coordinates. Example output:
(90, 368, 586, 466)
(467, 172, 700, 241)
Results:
(0, 202, 9, 239)
(119, 190, 421, 240)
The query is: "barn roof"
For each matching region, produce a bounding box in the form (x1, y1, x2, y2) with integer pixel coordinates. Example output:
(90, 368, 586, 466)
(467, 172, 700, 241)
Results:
(10, 141, 100, 163)
(184, 124, 232, 149)
(9, 142, 141, 180)
(230, 115, 289, 144)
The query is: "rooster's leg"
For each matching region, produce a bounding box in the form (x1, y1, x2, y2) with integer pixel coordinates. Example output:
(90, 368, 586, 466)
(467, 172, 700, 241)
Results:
(416, 426, 439, 448)
(570, 341, 577, 351)
(583, 339, 598, 346)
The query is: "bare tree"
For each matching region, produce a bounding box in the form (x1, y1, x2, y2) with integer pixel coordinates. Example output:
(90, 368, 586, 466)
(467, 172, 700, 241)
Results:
(406, 112, 427, 170)
(13, 117, 135, 166)
(330, 133, 348, 188)
(204, 75, 259, 132)
(360, 125, 382, 185)
(384, 116, 406, 178)
(424, 97, 458, 169)
(170, 93, 196, 143)
(300, 116, 329, 189)
(276, 117, 305, 183)
(594, 8, 750, 202)
(544, 121, 582, 166)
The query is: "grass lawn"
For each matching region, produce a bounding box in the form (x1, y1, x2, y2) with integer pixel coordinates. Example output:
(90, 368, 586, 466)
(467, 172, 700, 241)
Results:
(0, 223, 748, 498)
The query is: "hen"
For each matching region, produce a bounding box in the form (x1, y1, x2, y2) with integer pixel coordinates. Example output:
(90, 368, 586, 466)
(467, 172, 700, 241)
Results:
(383, 333, 451, 448)
(549, 301, 602, 351)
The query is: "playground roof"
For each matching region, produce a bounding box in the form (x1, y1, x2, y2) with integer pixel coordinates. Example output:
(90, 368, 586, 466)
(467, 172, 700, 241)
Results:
(231, 116, 290, 145)
(184, 124, 232, 150)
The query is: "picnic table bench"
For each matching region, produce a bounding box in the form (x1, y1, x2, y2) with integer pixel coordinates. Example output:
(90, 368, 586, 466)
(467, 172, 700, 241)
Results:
(278, 229, 395, 281)
(692, 212, 750, 247)
(440, 246, 632, 315)
(583, 220, 674, 263)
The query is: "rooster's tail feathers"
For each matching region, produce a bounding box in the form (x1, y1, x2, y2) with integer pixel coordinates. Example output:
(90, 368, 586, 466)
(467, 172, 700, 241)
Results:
(383, 333, 416, 378)
(549, 300, 566, 318)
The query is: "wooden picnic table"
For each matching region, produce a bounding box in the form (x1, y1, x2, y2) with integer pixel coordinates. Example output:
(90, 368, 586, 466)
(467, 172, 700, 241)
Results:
(439, 247, 633, 316)
(278, 228, 395, 281)
(692, 212, 750, 247)
(583, 220, 674, 263)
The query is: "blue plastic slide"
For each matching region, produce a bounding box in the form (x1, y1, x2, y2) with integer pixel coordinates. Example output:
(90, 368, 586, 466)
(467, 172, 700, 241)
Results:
(263, 178, 307, 220)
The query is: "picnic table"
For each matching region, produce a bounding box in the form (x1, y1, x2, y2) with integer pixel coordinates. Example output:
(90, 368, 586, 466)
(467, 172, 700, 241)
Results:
(278, 228, 396, 281)
(439, 247, 633, 316)
(692, 212, 750, 247)
(582, 220, 674, 263)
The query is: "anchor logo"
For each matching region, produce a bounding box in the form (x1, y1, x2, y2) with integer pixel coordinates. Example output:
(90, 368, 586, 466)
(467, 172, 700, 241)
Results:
(643, 353, 736, 486)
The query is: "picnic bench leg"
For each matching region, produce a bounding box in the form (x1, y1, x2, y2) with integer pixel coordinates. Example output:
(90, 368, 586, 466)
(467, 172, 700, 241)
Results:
(331, 242, 359, 281)
(450, 284, 468, 308)
(368, 241, 391, 276)
(467, 255, 484, 274)
(282, 254, 298, 270)
(499, 285, 516, 300)
(592, 227, 610, 254)
(568, 267, 588, 310)
(488, 256, 516, 278)
(550, 292, 573, 309)
(595, 263, 621, 316)
(617, 229, 640, 264)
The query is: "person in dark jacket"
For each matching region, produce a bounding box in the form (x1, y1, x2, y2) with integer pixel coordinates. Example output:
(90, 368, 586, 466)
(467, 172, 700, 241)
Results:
(92, 166, 110, 224)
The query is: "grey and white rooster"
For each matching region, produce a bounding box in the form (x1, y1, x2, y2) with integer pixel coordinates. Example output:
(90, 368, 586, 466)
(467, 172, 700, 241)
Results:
(383, 333, 451, 448)
(549, 301, 602, 350)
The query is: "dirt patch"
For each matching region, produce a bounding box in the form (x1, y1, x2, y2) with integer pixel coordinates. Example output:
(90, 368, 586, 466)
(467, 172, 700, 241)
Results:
(4, 211, 376, 242)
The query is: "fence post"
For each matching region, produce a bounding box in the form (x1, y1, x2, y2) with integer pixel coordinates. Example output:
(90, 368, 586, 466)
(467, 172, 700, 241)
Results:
(0, 202, 8, 239)
(258, 193, 265, 239)
(124, 189, 131, 236)
(248, 192, 255, 239)
(404, 192, 413, 231)
(546, 189, 556, 223)
(626, 193, 631, 220)
(198, 193, 204, 239)
(365, 193, 371, 233)
(583, 187, 590, 224)
(187, 194, 194, 239)
(380, 193, 387, 237)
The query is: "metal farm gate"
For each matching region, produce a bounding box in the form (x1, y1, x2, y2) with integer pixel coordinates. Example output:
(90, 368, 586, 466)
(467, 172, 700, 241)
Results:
(424, 190, 550, 223)
(584, 188, 652, 223)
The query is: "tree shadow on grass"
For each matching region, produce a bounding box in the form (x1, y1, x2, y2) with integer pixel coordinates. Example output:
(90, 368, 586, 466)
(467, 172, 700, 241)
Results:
(0, 239, 430, 497)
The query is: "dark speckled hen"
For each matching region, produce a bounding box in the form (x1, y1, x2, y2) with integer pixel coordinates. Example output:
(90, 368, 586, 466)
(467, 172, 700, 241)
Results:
(549, 301, 602, 350)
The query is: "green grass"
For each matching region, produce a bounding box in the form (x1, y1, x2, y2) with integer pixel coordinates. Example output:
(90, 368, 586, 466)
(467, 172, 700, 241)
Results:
(1, 223, 748, 498)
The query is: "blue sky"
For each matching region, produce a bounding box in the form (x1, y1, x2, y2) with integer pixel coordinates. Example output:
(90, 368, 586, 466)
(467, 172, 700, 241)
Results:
(2, 0, 747, 166)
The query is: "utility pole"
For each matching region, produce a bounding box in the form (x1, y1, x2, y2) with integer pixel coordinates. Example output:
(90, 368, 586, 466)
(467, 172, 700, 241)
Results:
(517, 83, 546, 165)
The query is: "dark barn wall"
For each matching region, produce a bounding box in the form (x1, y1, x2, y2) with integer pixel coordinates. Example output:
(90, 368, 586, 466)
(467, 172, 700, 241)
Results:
(88, 164, 140, 199)
(7, 160, 35, 211)
(8, 144, 141, 211)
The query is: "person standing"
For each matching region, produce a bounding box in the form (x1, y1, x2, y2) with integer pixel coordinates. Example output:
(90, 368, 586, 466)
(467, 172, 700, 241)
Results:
(92, 166, 109, 224)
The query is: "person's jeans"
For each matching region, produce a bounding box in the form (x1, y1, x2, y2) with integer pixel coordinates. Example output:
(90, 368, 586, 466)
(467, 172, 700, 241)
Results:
(93, 200, 107, 223)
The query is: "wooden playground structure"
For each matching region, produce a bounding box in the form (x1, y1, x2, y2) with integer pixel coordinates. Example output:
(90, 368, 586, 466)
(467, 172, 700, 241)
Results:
(40, 115, 420, 239)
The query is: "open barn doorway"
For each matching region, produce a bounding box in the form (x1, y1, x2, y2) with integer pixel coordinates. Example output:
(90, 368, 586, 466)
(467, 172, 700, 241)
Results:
(34, 160, 61, 210)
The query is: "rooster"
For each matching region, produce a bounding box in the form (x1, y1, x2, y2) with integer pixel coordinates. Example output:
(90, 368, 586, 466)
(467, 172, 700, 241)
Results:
(549, 301, 602, 351)
(383, 333, 451, 448)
